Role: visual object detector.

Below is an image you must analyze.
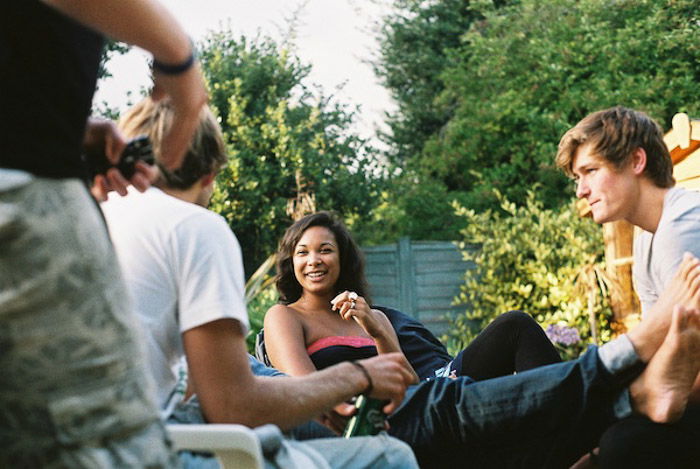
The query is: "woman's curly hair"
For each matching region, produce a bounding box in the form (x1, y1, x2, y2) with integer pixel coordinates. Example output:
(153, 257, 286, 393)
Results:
(275, 211, 371, 304)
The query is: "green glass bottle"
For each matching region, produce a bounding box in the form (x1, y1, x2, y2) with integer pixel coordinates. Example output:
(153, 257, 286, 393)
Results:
(343, 395, 386, 437)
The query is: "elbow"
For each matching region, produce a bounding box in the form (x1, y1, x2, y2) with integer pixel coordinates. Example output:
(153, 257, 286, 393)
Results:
(200, 398, 264, 428)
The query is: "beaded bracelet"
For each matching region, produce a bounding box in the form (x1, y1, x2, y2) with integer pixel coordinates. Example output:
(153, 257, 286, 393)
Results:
(349, 360, 373, 396)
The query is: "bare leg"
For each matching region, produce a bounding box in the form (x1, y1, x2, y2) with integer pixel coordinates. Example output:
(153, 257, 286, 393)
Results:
(630, 305, 700, 423)
(628, 253, 700, 362)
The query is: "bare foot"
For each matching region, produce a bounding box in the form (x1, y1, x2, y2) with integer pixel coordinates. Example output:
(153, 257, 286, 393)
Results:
(628, 253, 700, 362)
(630, 305, 700, 423)
(659, 253, 700, 311)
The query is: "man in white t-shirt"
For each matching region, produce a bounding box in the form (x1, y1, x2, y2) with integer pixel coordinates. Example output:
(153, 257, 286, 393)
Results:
(101, 98, 419, 469)
(557, 106, 700, 468)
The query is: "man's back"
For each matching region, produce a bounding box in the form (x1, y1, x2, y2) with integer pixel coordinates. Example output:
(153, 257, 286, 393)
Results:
(634, 187, 700, 314)
(102, 187, 248, 416)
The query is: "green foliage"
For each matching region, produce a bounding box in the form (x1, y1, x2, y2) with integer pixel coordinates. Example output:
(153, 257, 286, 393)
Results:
(447, 190, 613, 359)
(428, 0, 700, 211)
(244, 255, 278, 353)
(201, 29, 383, 275)
(93, 40, 131, 118)
(352, 173, 468, 245)
(370, 0, 700, 237)
(98, 40, 129, 81)
(374, 0, 481, 164)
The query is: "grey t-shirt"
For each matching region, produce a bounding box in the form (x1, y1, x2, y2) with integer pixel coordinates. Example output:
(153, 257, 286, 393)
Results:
(633, 187, 700, 316)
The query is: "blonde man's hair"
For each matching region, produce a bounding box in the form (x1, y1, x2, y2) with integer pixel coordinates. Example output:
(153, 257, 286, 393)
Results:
(119, 98, 227, 190)
(556, 106, 674, 188)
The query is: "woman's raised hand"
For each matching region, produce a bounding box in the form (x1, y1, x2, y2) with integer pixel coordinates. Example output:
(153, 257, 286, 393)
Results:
(332, 291, 421, 384)
(331, 291, 386, 338)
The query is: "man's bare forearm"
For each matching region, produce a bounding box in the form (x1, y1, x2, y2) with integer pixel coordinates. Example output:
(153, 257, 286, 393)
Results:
(216, 362, 369, 430)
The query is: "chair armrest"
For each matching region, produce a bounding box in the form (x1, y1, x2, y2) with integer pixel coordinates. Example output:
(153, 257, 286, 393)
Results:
(167, 423, 264, 469)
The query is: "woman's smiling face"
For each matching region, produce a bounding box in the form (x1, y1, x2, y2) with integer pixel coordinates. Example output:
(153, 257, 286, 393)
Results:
(293, 225, 341, 297)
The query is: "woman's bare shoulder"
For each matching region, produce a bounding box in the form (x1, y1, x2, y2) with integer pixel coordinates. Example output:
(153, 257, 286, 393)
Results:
(265, 303, 303, 327)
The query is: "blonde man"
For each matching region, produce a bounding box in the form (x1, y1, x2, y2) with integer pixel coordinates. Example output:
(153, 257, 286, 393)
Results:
(557, 106, 700, 468)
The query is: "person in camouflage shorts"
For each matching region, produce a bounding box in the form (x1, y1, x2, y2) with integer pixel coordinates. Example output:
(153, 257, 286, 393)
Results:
(0, 0, 207, 464)
(0, 175, 176, 467)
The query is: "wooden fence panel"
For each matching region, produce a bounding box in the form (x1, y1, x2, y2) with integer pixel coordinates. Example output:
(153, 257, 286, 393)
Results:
(363, 238, 474, 336)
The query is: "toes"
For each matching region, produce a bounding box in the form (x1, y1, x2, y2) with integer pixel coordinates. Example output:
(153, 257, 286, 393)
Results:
(679, 253, 700, 281)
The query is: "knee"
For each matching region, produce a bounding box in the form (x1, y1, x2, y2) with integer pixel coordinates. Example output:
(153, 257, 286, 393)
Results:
(496, 310, 537, 329)
(377, 434, 418, 468)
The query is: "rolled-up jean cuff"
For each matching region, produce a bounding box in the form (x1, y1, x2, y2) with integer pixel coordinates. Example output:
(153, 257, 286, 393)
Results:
(598, 334, 639, 375)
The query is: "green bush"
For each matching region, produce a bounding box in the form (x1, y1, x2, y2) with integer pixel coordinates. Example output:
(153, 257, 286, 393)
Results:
(243, 255, 278, 353)
(447, 190, 613, 360)
(246, 284, 277, 354)
(201, 29, 382, 276)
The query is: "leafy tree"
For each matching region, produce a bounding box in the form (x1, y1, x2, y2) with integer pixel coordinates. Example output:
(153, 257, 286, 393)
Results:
(366, 0, 700, 242)
(93, 40, 130, 118)
(426, 0, 700, 211)
(352, 174, 469, 244)
(447, 191, 612, 359)
(98, 40, 129, 80)
(374, 0, 480, 165)
(201, 30, 383, 275)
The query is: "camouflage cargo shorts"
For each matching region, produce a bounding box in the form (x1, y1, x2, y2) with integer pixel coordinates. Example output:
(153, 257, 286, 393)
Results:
(0, 172, 176, 468)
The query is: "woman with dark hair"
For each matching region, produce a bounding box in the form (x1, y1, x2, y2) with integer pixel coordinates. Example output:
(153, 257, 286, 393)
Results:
(264, 211, 562, 384)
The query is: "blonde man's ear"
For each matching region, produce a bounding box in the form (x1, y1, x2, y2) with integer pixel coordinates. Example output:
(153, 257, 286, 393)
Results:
(632, 147, 648, 175)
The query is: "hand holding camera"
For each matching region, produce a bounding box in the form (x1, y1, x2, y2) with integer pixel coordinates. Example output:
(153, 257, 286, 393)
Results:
(84, 135, 155, 180)
(82, 118, 157, 200)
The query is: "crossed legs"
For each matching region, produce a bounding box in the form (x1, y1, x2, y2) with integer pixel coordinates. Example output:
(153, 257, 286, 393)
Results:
(388, 256, 700, 469)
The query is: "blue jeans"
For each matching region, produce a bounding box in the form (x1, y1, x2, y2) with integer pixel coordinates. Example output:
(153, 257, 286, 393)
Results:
(250, 346, 637, 469)
(388, 346, 632, 468)
(174, 357, 417, 469)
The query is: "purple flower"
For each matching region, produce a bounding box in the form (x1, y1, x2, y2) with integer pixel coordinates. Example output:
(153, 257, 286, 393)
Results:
(545, 324, 581, 346)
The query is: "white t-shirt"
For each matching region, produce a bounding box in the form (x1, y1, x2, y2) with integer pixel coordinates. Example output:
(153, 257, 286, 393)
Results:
(101, 187, 249, 418)
(633, 187, 700, 316)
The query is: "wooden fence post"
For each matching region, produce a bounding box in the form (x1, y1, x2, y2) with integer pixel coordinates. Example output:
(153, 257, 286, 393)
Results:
(603, 220, 640, 331)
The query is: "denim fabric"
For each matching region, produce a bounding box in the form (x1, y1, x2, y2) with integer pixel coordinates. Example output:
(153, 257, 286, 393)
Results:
(389, 346, 633, 469)
(249, 346, 641, 468)
(249, 354, 286, 377)
(300, 434, 417, 469)
(169, 388, 417, 469)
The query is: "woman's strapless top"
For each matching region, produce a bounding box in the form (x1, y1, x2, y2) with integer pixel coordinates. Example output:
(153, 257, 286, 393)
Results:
(307, 336, 378, 370)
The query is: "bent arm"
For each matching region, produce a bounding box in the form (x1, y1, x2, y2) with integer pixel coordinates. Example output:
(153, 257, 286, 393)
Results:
(368, 311, 419, 382)
(332, 292, 419, 381)
(42, 0, 207, 170)
(265, 302, 420, 388)
(369, 308, 405, 354)
(263, 304, 319, 376)
(184, 318, 411, 428)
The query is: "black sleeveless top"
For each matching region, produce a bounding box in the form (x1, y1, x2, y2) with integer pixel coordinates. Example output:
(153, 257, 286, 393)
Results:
(307, 336, 378, 370)
(305, 307, 454, 380)
(0, 0, 104, 179)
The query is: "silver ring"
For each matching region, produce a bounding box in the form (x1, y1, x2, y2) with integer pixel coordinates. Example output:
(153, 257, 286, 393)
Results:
(348, 291, 358, 301)
(350, 301, 356, 309)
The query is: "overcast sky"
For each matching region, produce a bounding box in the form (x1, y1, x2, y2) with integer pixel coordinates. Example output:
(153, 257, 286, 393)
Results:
(95, 0, 394, 144)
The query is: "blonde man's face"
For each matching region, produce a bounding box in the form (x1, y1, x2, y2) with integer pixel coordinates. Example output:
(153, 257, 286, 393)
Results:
(572, 143, 639, 224)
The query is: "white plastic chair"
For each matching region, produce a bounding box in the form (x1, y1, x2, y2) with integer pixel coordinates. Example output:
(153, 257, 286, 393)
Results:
(167, 424, 264, 469)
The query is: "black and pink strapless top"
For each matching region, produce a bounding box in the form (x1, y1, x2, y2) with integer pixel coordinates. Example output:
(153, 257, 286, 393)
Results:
(307, 336, 378, 370)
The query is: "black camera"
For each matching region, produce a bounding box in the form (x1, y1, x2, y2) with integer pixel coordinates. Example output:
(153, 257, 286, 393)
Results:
(84, 135, 155, 180)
